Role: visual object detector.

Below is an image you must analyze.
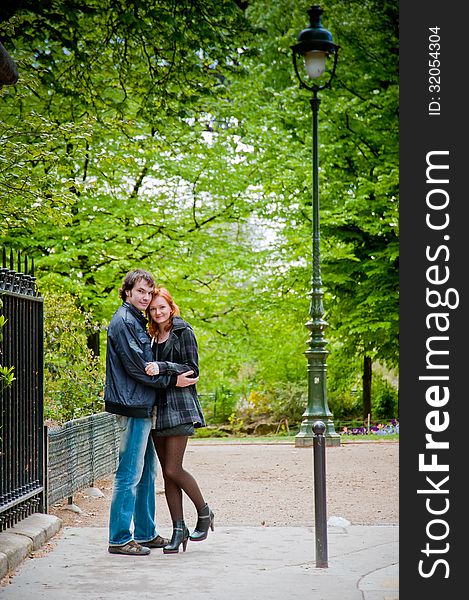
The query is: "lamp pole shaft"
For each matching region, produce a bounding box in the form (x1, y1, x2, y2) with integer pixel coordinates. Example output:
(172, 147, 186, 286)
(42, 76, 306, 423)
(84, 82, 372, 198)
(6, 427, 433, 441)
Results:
(313, 420, 328, 567)
(311, 94, 321, 304)
(295, 90, 340, 448)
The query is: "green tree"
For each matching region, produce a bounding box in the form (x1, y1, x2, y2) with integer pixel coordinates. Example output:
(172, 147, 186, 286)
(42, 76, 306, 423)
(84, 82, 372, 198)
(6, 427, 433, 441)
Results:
(220, 0, 399, 417)
(1, 0, 399, 422)
(320, 0, 399, 418)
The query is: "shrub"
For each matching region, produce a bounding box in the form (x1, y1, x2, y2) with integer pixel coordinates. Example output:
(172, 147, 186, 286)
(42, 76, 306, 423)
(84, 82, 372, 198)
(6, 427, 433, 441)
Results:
(43, 291, 105, 424)
(200, 385, 237, 424)
(237, 389, 272, 421)
(328, 388, 362, 421)
(372, 377, 398, 421)
(267, 381, 307, 425)
(194, 426, 229, 438)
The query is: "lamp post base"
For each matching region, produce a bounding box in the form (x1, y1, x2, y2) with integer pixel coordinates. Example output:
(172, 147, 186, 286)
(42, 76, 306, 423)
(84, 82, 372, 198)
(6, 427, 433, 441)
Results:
(295, 421, 341, 447)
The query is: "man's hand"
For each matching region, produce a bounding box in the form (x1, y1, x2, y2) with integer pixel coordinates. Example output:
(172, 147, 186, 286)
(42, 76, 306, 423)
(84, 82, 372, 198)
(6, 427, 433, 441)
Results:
(176, 371, 199, 387)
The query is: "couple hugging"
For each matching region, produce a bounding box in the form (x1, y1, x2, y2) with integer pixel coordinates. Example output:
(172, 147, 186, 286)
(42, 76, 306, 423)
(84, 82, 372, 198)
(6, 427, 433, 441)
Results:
(105, 269, 214, 556)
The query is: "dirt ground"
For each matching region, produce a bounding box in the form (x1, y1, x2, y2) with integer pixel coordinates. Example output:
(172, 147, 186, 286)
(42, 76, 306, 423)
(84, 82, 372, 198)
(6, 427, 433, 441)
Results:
(48, 439, 398, 531)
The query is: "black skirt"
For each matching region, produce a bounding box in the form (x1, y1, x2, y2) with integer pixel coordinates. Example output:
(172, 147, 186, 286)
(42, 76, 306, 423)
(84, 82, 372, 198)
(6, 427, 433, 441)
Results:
(154, 422, 195, 437)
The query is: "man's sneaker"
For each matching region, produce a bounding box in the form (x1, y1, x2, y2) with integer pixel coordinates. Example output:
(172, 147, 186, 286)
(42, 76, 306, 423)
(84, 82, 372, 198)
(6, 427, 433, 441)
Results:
(140, 534, 170, 548)
(108, 540, 151, 555)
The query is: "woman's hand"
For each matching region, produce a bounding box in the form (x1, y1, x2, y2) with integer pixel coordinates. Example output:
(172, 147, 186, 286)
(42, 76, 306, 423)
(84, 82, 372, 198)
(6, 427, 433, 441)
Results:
(145, 362, 160, 376)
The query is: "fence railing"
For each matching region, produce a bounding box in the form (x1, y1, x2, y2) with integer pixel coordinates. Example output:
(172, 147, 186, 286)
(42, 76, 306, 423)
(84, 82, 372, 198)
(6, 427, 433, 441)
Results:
(0, 248, 44, 531)
(47, 412, 119, 506)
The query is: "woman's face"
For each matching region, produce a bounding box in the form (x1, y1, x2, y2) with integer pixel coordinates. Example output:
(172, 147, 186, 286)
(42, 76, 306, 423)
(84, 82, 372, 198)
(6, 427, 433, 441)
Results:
(148, 295, 171, 328)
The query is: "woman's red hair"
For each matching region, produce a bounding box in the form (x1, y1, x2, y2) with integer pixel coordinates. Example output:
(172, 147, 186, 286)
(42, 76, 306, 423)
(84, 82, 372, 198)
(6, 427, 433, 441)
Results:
(146, 287, 180, 338)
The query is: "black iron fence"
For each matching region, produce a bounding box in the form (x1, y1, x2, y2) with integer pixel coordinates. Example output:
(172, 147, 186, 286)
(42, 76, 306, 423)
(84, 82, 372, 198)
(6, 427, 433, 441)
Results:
(0, 248, 44, 531)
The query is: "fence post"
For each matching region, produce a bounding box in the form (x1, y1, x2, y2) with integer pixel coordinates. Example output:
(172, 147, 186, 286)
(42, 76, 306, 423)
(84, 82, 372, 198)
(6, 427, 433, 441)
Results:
(313, 420, 328, 568)
(43, 424, 49, 513)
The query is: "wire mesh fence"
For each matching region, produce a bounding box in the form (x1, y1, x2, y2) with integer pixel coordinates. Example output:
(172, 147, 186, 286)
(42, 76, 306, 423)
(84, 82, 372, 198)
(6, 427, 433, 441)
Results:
(47, 412, 120, 507)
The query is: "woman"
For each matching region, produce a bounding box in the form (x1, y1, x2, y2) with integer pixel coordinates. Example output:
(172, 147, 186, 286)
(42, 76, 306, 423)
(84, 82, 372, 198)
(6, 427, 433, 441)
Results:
(145, 287, 214, 554)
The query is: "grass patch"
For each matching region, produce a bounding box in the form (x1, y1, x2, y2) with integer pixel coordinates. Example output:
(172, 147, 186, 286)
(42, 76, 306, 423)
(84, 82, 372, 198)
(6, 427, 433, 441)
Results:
(191, 431, 399, 444)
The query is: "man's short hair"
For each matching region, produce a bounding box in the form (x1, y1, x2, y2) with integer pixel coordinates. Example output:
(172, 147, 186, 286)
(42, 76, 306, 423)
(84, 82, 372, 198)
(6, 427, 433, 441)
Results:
(119, 269, 155, 301)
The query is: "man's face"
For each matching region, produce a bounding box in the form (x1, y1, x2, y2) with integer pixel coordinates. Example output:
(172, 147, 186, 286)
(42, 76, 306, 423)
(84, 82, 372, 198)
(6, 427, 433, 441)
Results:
(125, 278, 154, 312)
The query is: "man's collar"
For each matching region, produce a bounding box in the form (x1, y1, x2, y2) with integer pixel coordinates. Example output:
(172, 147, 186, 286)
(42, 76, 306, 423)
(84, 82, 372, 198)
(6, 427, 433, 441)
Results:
(123, 301, 147, 323)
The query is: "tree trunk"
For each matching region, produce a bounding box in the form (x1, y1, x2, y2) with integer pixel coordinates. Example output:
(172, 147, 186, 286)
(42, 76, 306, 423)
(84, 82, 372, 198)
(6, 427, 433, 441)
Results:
(362, 355, 372, 422)
(87, 331, 100, 357)
(0, 42, 18, 85)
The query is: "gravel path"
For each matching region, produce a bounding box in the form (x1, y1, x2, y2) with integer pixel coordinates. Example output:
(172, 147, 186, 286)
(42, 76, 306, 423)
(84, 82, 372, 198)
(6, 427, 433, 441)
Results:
(49, 440, 398, 530)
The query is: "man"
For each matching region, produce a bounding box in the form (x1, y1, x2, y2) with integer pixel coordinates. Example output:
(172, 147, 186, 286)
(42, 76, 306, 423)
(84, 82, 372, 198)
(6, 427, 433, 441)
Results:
(105, 268, 198, 556)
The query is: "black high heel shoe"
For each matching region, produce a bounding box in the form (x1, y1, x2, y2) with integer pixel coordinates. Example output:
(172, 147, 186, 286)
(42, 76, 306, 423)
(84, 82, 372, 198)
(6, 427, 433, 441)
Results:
(163, 520, 189, 554)
(190, 504, 214, 542)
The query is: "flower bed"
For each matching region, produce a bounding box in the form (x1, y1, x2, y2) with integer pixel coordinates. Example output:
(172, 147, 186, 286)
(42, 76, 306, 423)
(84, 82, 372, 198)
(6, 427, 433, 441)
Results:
(341, 419, 399, 436)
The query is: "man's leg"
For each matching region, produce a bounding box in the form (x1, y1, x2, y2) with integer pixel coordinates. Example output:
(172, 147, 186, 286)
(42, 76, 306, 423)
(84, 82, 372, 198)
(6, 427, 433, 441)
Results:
(108, 416, 152, 547)
(133, 433, 159, 543)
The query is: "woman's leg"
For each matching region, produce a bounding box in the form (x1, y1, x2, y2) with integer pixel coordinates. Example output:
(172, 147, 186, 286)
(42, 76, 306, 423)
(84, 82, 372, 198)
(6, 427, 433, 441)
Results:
(158, 435, 206, 512)
(154, 433, 213, 546)
(154, 435, 183, 521)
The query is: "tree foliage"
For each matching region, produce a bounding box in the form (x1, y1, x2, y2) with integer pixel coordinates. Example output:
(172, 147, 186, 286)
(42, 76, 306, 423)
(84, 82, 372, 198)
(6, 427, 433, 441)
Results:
(320, 0, 399, 371)
(43, 291, 104, 423)
(1, 0, 399, 420)
(0, 299, 15, 394)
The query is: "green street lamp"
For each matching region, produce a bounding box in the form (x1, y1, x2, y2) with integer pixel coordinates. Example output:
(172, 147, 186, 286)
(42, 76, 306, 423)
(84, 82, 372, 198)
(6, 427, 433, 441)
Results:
(292, 5, 340, 447)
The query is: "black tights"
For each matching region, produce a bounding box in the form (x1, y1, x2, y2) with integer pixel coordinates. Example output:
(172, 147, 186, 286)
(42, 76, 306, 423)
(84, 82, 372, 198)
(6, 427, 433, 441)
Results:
(152, 434, 205, 522)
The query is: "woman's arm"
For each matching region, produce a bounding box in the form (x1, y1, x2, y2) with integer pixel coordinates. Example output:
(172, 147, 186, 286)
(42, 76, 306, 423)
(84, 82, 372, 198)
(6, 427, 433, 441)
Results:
(112, 319, 192, 387)
(178, 327, 199, 378)
(145, 326, 199, 378)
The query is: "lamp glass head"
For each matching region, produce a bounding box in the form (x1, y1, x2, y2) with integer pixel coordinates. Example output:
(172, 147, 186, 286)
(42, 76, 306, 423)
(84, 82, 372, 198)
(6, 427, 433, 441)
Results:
(304, 50, 326, 79)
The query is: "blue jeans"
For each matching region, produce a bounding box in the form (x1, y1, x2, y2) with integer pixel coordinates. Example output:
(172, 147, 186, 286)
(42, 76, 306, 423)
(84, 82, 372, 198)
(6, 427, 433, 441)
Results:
(108, 416, 159, 546)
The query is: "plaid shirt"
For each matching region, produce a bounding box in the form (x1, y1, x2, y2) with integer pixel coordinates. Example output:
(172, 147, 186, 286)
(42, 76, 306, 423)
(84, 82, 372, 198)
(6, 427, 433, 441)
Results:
(152, 316, 205, 430)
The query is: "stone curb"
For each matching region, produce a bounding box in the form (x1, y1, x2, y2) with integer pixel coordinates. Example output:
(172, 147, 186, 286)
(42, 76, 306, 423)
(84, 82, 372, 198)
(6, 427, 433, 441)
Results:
(0, 513, 62, 580)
